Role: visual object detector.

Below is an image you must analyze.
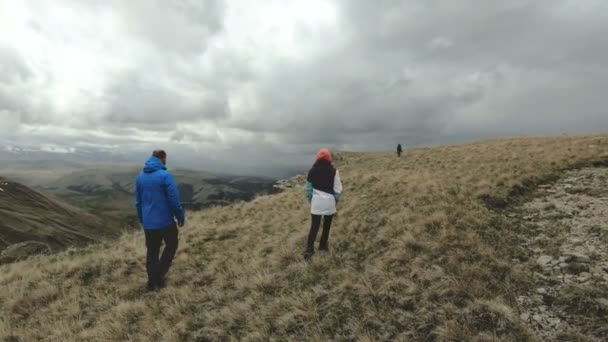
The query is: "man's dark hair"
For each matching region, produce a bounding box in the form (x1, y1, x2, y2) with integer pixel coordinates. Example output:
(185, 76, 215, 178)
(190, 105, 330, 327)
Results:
(152, 150, 166, 160)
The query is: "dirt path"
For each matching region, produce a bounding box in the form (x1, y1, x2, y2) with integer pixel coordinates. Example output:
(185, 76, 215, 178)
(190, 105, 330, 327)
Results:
(509, 167, 608, 341)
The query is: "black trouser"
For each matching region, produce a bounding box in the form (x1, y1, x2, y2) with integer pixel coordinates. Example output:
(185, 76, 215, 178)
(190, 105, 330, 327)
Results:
(144, 223, 178, 285)
(305, 214, 334, 254)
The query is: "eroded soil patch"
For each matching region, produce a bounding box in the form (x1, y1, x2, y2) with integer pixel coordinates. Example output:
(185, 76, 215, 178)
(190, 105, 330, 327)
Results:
(509, 168, 608, 341)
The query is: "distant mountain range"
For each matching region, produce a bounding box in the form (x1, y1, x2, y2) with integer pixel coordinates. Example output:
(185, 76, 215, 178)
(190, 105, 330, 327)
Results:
(0, 144, 134, 164)
(1, 161, 278, 234)
(42, 166, 277, 210)
(0, 143, 307, 178)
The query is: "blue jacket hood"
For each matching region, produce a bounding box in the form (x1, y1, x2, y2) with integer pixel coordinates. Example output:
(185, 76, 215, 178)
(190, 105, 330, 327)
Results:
(143, 156, 166, 173)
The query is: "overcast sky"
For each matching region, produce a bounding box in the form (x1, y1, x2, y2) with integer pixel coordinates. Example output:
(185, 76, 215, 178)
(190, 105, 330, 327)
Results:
(1, 0, 607, 175)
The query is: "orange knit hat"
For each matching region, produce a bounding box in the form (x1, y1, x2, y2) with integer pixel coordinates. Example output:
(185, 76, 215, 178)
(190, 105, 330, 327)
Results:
(316, 148, 332, 162)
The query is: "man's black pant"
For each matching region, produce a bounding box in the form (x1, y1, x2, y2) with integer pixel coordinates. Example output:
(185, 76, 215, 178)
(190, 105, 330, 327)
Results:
(305, 214, 334, 256)
(144, 223, 178, 286)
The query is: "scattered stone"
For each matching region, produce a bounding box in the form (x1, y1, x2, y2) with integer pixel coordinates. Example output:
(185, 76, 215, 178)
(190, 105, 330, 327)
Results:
(273, 175, 306, 192)
(570, 238, 584, 246)
(567, 262, 590, 274)
(564, 252, 591, 263)
(596, 298, 608, 309)
(537, 255, 553, 266)
(559, 255, 573, 263)
(531, 295, 544, 304)
(577, 272, 592, 282)
(509, 167, 608, 341)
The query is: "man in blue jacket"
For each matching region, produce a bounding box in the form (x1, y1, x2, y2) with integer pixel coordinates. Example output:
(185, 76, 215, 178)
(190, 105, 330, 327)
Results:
(135, 150, 185, 291)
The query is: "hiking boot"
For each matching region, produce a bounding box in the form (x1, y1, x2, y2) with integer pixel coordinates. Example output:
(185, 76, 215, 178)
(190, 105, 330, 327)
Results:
(158, 277, 166, 289)
(146, 281, 159, 292)
(303, 250, 314, 262)
(319, 245, 329, 252)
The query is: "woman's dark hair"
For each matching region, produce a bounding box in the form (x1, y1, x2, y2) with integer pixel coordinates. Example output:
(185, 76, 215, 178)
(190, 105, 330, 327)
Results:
(152, 150, 166, 160)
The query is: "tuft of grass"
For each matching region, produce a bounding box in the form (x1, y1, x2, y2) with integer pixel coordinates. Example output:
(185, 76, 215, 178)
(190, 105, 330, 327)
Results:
(558, 282, 608, 317)
(556, 282, 608, 338)
(1, 134, 608, 341)
(435, 299, 534, 341)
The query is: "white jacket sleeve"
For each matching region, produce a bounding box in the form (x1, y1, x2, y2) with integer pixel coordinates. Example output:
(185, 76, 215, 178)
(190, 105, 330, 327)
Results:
(334, 170, 343, 196)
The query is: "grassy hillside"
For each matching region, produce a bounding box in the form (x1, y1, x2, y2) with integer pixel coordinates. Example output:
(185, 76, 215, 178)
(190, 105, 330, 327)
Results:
(1, 135, 607, 341)
(0, 177, 114, 251)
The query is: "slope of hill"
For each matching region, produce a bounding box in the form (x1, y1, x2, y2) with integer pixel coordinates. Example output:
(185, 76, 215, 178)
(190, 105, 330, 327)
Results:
(0, 177, 114, 252)
(1, 135, 607, 341)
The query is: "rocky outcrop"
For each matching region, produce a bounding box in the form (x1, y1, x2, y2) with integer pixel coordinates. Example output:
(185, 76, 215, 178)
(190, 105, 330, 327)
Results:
(273, 174, 306, 193)
(510, 167, 608, 341)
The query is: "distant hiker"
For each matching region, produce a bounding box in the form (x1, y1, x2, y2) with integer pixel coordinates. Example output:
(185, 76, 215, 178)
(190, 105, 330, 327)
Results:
(397, 144, 402, 157)
(304, 148, 343, 261)
(135, 150, 185, 291)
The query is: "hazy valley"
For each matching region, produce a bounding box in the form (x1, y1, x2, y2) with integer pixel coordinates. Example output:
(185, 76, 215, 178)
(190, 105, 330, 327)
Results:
(0, 161, 277, 262)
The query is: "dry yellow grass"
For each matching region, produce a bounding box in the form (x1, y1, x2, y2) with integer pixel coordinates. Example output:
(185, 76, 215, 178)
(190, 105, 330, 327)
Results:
(1, 135, 608, 341)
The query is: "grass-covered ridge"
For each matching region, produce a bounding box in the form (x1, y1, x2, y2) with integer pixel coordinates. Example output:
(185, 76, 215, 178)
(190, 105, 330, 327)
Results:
(1, 135, 607, 341)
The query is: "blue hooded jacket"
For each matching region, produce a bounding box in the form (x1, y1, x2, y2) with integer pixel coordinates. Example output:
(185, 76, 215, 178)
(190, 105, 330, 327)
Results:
(135, 156, 185, 229)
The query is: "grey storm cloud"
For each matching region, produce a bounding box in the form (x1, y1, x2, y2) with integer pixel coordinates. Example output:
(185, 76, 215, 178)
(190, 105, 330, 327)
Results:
(237, 0, 608, 148)
(0, 47, 31, 83)
(117, 0, 225, 54)
(0, 0, 228, 129)
(0, 0, 607, 174)
(103, 73, 229, 125)
(0, 47, 32, 113)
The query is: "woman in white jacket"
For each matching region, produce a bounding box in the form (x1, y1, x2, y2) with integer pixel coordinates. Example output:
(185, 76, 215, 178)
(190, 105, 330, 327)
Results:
(304, 148, 343, 261)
